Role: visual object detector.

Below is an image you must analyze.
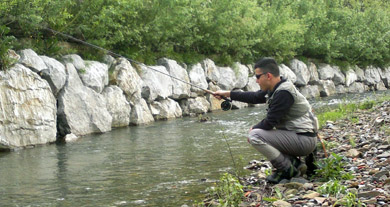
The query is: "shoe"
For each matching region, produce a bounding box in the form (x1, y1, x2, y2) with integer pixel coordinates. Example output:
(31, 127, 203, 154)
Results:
(291, 157, 307, 176)
(266, 165, 299, 184)
(305, 150, 318, 177)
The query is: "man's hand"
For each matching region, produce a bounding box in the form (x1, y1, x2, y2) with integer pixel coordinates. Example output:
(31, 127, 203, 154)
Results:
(212, 90, 231, 100)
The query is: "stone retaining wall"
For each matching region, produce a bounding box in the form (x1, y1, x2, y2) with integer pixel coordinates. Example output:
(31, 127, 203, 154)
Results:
(1, 49, 389, 150)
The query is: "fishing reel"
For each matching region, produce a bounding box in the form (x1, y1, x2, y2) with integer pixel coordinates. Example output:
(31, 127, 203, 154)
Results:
(221, 97, 232, 111)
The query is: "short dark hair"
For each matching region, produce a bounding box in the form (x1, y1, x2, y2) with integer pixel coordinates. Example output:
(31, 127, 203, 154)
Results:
(254, 57, 279, 77)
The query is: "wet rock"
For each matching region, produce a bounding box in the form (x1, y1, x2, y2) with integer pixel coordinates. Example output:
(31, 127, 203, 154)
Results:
(64, 133, 78, 142)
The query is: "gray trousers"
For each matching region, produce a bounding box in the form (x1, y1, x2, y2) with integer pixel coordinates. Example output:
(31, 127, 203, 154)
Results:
(248, 129, 317, 171)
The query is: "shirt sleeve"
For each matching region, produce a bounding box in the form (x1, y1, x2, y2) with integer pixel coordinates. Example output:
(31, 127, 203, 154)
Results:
(252, 90, 294, 130)
(230, 90, 267, 104)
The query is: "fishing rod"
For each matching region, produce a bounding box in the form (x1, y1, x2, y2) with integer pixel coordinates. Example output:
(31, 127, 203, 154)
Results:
(37, 25, 233, 110)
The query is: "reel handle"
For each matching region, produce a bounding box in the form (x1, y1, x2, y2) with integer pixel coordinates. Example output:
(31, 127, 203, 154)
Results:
(204, 89, 232, 111)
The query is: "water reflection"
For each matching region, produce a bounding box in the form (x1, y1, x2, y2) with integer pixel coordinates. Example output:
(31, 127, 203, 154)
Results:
(56, 144, 69, 201)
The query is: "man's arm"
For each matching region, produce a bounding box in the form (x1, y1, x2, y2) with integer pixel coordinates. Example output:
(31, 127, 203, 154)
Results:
(252, 90, 294, 130)
(230, 90, 267, 104)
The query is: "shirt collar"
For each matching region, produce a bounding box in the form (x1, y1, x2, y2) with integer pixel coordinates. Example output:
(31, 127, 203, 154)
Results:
(268, 77, 287, 97)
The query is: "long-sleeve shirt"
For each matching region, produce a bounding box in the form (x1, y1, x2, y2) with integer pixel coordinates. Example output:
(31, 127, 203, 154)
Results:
(230, 79, 294, 130)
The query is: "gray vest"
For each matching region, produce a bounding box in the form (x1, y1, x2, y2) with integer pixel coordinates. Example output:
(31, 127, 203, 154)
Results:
(268, 81, 316, 133)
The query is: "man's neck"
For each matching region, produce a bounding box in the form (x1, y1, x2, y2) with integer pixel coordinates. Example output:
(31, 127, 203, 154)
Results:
(270, 77, 282, 91)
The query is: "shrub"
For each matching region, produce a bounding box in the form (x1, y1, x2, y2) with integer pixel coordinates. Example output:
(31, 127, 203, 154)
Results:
(314, 152, 353, 181)
(0, 25, 16, 71)
(207, 173, 244, 206)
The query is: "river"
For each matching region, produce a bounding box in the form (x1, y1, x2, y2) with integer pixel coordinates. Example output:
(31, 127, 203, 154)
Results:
(0, 91, 389, 207)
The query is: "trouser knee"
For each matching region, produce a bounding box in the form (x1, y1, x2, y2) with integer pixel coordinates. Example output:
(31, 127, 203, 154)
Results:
(248, 129, 267, 146)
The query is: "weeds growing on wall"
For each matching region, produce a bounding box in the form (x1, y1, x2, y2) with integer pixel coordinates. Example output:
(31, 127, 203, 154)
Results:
(0, 25, 16, 71)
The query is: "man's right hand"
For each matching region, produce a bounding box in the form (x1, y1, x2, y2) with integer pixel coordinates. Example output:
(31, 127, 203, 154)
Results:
(212, 90, 231, 100)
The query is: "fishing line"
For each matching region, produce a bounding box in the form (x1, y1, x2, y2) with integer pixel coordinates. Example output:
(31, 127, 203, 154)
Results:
(40, 25, 233, 109)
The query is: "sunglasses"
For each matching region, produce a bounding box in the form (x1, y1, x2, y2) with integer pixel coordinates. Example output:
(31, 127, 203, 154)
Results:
(255, 73, 267, 79)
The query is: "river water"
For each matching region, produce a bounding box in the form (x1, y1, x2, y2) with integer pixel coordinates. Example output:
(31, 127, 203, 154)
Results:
(1, 91, 389, 207)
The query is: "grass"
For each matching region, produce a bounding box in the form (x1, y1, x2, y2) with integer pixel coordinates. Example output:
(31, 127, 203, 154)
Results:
(316, 98, 381, 129)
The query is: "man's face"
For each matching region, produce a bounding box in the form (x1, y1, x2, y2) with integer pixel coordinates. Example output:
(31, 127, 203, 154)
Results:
(255, 68, 269, 91)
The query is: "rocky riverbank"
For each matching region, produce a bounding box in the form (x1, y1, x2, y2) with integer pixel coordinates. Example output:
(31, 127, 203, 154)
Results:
(201, 100, 390, 207)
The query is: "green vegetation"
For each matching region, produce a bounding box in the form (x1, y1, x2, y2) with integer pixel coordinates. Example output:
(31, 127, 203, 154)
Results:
(2, 0, 390, 68)
(0, 25, 16, 70)
(206, 173, 244, 207)
(318, 181, 365, 206)
(318, 180, 347, 198)
(335, 192, 366, 207)
(317, 100, 376, 128)
(314, 152, 354, 181)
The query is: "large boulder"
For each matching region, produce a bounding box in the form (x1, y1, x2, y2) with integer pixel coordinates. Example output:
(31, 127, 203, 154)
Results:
(233, 62, 249, 89)
(140, 64, 173, 103)
(279, 64, 297, 83)
(62, 54, 86, 71)
(180, 97, 210, 115)
(158, 58, 191, 100)
(299, 85, 320, 99)
(348, 82, 366, 93)
(102, 55, 116, 69)
(109, 58, 143, 104)
(149, 98, 182, 120)
(344, 68, 358, 87)
(364, 66, 381, 86)
(57, 63, 112, 137)
(17, 49, 47, 72)
(217, 66, 237, 90)
(102, 86, 131, 127)
(231, 89, 249, 109)
(317, 64, 335, 80)
(354, 66, 365, 82)
(39, 56, 67, 96)
(336, 85, 347, 94)
(207, 82, 223, 111)
(130, 98, 154, 125)
(382, 67, 390, 88)
(332, 67, 346, 85)
(376, 81, 387, 91)
(78, 61, 109, 93)
(245, 76, 261, 92)
(232, 100, 249, 109)
(201, 58, 220, 83)
(0, 64, 56, 149)
(318, 80, 336, 97)
(289, 59, 310, 86)
(308, 62, 320, 85)
(188, 63, 208, 95)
